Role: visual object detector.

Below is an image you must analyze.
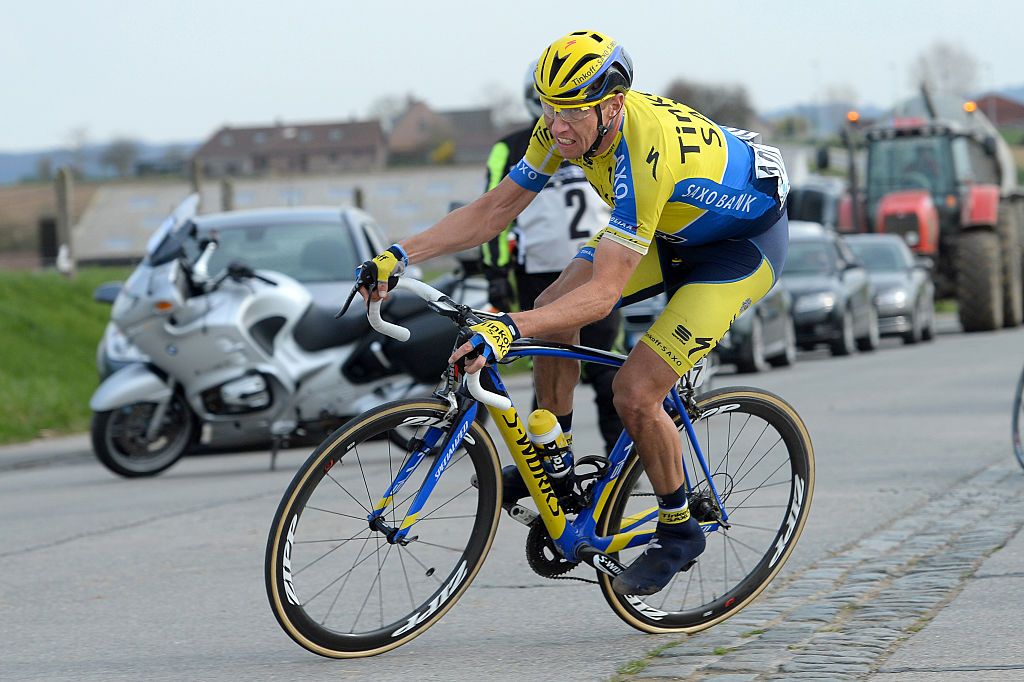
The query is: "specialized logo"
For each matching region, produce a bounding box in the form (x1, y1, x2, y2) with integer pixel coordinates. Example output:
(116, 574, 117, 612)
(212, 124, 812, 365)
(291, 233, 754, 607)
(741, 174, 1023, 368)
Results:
(282, 514, 301, 605)
(434, 418, 471, 481)
(769, 475, 805, 568)
(673, 324, 692, 343)
(502, 413, 561, 518)
(593, 554, 624, 576)
(687, 336, 713, 358)
(391, 560, 469, 637)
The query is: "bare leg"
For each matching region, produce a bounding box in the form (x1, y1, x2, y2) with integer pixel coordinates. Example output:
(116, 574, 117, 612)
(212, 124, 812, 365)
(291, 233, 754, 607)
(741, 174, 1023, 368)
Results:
(532, 259, 594, 416)
(612, 341, 685, 494)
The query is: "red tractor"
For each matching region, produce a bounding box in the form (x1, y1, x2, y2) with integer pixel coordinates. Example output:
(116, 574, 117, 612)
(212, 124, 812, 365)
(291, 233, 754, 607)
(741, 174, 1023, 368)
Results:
(838, 91, 1024, 332)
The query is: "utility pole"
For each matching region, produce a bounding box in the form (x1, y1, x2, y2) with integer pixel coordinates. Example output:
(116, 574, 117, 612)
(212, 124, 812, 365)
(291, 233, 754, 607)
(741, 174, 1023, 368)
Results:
(55, 166, 76, 277)
(220, 177, 234, 212)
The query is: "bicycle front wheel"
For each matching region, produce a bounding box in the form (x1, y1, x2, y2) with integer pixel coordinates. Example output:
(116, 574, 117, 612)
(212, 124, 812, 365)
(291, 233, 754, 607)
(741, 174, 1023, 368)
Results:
(598, 387, 814, 634)
(265, 398, 502, 657)
(1013, 366, 1024, 470)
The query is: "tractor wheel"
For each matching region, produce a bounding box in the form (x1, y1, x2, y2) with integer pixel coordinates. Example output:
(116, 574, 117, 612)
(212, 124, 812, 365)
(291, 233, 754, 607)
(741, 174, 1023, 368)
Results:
(998, 203, 1023, 328)
(956, 230, 1004, 332)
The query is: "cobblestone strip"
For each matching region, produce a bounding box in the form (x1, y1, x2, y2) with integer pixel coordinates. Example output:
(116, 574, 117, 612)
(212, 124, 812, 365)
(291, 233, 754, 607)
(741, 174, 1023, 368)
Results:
(618, 463, 1024, 681)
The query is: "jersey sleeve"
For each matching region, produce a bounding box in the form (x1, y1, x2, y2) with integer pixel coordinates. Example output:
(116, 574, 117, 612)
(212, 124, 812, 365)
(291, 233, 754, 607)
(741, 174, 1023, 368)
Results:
(601, 137, 675, 256)
(507, 119, 564, 193)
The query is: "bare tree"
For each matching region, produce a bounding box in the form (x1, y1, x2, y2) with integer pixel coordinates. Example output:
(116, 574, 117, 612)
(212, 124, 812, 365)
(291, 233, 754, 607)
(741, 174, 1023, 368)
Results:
(100, 138, 141, 177)
(65, 126, 89, 177)
(910, 41, 979, 96)
(368, 95, 408, 133)
(35, 156, 54, 182)
(664, 79, 756, 129)
(479, 82, 522, 128)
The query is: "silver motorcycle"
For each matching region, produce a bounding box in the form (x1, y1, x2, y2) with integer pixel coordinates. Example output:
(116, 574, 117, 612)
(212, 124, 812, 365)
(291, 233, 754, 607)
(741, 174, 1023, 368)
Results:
(90, 199, 486, 477)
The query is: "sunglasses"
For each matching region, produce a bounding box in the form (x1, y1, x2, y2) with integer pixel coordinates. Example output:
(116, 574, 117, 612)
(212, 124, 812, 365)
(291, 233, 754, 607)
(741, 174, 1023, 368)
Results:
(541, 102, 594, 123)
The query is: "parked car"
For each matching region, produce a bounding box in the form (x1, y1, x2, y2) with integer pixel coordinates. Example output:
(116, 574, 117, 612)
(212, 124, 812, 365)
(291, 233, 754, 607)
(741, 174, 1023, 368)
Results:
(787, 176, 847, 231)
(716, 284, 797, 373)
(781, 220, 880, 356)
(844, 233, 936, 344)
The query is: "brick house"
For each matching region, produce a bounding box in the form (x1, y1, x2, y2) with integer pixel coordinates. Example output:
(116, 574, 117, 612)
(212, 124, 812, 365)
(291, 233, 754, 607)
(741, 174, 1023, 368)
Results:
(974, 94, 1024, 129)
(388, 98, 498, 165)
(193, 120, 387, 177)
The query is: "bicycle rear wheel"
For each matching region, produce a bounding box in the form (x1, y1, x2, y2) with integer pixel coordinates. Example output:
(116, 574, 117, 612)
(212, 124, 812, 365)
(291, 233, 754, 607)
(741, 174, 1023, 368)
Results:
(265, 398, 502, 657)
(1013, 366, 1024, 470)
(598, 386, 814, 633)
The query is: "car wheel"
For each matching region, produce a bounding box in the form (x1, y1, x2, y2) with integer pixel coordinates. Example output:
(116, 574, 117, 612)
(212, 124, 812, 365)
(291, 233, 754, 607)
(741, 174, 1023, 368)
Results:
(735, 316, 770, 373)
(830, 308, 856, 356)
(768, 317, 797, 367)
(856, 305, 881, 352)
(902, 299, 924, 345)
(921, 296, 936, 341)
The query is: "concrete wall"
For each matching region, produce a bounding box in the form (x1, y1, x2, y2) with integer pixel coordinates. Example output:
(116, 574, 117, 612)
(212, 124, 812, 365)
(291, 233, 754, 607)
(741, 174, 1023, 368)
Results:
(72, 165, 486, 263)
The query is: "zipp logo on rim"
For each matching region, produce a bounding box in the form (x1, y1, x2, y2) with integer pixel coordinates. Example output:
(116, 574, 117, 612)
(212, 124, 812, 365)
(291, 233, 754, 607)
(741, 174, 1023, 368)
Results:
(625, 595, 669, 621)
(769, 474, 805, 567)
(282, 514, 300, 605)
(391, 560, 468, 637)
(698, 403, 741, 420)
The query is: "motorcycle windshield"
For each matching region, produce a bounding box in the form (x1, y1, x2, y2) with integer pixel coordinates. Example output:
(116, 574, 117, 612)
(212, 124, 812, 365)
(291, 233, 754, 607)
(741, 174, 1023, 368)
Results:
(145, 193, 201, 266)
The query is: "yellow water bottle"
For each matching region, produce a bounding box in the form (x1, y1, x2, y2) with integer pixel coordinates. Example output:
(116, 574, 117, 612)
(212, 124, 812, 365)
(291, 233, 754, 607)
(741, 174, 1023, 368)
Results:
(526, 409, 573, 479)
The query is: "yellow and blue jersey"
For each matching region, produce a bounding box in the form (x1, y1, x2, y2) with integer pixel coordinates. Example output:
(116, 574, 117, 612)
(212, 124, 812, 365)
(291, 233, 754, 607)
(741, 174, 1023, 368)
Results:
(508, 90, 784, 256)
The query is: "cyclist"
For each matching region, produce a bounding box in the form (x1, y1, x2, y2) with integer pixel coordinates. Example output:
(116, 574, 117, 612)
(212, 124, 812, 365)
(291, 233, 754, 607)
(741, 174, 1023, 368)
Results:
(357, 29, 789, 596)
(481, 60, 623, 457)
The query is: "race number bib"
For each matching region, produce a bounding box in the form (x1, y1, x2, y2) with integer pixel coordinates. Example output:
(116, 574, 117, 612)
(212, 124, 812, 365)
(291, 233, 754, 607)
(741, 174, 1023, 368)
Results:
(750, 142, 790, 205)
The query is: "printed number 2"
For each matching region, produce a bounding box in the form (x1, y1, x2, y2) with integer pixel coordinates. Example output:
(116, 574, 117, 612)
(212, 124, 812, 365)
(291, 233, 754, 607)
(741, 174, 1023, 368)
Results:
(565, 188, 589, 239)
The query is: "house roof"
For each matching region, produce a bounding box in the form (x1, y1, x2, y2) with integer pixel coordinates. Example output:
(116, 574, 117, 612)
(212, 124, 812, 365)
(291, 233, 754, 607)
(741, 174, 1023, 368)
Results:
(193, 120, 385, 160)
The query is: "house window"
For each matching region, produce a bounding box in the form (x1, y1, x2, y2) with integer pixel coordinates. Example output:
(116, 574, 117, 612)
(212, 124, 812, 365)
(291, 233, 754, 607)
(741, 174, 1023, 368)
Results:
(299, 130, 313, 143)
(329, 129, 343, 141)
(254, 132, 267, 144)
(220, 134, 234, 147)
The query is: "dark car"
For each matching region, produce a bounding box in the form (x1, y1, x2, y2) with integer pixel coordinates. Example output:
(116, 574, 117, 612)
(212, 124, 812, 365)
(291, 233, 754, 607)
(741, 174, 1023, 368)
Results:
(787, 176, 847, 231)
(781, 221, 880, 356)
(715, 284, 797, 373)
(844, 233, 936, 344)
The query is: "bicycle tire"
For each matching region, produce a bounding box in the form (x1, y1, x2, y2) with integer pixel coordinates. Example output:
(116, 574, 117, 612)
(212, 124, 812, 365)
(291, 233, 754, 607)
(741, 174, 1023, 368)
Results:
(597, 386, 814, 633)
(1013, 366, 1024, 470)
(265, 398, 502, 657)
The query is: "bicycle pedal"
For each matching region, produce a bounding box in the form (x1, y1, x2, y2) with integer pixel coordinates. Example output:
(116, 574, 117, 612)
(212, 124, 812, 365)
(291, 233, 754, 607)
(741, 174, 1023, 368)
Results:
(504, 504, 538, 527)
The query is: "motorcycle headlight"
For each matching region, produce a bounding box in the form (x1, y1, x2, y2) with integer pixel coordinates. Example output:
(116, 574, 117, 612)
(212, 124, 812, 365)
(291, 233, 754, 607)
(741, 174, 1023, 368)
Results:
(794, 292, 836, 314)
(875, 289, 908, 309)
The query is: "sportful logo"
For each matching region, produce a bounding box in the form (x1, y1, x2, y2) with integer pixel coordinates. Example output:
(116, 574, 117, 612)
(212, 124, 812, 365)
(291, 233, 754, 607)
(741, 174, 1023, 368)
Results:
(770, 475, 805, 567)
(282, 514, 301, 605)
(391, 560, 469, 637)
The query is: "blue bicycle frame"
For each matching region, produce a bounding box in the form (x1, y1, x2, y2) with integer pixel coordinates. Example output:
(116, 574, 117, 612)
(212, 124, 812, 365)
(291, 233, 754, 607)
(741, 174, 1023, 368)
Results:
(367, 341, 727, 568)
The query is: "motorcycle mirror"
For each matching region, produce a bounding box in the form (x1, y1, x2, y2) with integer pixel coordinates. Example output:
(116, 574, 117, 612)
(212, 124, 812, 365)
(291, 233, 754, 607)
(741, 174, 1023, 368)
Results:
(93, 281, 123, 304)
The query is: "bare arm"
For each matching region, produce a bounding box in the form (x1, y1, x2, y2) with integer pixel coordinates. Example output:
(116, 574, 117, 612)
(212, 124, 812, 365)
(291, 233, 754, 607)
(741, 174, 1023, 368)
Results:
(399, 176, 536, 264)
(509, 239, 642, 339)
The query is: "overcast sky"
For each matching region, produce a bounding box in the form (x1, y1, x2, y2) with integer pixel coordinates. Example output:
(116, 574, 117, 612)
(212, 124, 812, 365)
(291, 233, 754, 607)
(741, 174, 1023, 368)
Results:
(2, 0, 1020, 152)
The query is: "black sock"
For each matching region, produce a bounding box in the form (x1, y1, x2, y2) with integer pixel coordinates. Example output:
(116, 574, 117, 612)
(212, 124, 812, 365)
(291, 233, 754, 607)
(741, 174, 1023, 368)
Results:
(556, 411, 573, 434)
(656, 484, 700, 539)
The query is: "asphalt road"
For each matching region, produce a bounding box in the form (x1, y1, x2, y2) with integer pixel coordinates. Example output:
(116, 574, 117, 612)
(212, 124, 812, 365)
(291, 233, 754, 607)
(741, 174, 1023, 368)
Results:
(2, 314, 1022, 682)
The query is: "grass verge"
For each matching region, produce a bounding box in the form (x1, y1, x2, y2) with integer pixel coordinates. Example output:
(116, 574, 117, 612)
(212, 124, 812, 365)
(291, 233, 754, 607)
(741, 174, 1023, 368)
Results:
(0, 267, 130, 444)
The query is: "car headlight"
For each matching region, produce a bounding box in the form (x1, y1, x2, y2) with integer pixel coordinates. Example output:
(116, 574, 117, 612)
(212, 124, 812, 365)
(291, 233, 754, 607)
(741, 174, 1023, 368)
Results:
(793, 292, 836, 314)
(875, 289, 908, 308)
(102, 323, 150, 363)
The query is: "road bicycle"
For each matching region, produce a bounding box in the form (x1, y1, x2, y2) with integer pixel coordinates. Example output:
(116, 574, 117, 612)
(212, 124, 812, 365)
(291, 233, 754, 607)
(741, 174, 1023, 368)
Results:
(265, 278, 815, 658)
(1014, 365, 1024, 470)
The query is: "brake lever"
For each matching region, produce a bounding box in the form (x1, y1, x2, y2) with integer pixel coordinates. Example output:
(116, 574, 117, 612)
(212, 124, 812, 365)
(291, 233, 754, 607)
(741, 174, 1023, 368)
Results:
(336, 283, 362, 319)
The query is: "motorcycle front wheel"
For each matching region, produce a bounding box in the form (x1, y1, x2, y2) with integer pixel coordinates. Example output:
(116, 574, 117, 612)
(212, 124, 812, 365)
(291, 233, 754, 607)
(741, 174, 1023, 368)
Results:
(91, 394, 196, 477)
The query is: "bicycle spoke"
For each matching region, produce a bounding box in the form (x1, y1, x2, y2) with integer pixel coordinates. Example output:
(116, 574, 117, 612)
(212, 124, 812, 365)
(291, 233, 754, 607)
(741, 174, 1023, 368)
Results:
(412, 539, 467, 553)
(302, 505, 367, 522)
(326, 471, 372, 515)
(293, 529, 372, 577)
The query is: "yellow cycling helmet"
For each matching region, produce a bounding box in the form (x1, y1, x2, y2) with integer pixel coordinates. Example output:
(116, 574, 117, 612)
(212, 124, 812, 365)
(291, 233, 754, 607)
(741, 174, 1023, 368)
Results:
(534, 30, 633, 109)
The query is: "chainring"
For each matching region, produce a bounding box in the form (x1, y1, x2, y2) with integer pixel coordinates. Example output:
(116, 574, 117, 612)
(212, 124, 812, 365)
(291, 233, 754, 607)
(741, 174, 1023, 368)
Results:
(525, 520, 578, 579)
